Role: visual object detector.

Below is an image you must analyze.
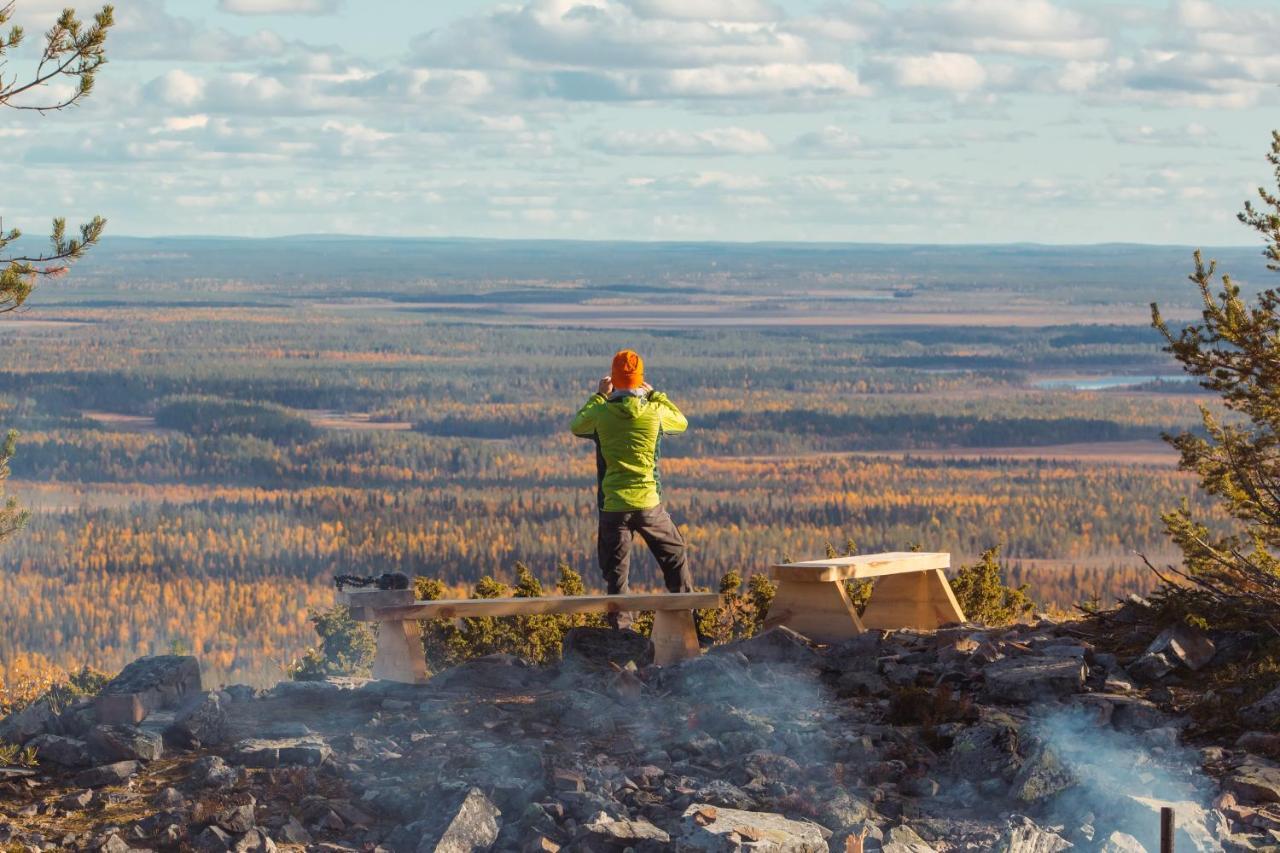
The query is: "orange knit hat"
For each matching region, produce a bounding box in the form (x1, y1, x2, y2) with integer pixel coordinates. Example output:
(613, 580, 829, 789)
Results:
(611, 349, 644, 390)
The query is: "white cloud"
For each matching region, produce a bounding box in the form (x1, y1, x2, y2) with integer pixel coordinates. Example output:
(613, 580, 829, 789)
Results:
(591, 126, 774, 155)
(626, 0, 781, 22)
(884, 52, 988, 92)
(790, 126, 862, 158)
(219, 0, 342, 15)
(145, 70, 206, 108)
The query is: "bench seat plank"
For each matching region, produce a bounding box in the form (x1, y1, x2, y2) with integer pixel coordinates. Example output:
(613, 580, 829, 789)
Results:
(349, 591, 721, 622)
(770, 551, 949, 582)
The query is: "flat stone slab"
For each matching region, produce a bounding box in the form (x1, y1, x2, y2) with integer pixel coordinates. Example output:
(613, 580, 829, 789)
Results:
(982, 656, 1086, 704)
(679, 803, 829, 852)
(229, 737, 332, 768)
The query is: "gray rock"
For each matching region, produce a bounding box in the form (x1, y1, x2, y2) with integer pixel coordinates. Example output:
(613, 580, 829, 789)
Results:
(711, 626, 821, 667)
(99, 834, 132, 853)
(193, 825, 234, 852)
(1009, 746, 1076, 804)
(413, 787, 501, 853)
(228, 737, 330, 768)
(1242, 686, 1280, 729)
(1145, 624, 1216, 671)
(695, 780, 760, 811)
(0, 698, 58, 745)
(882, 825, 936, 853)
(215, 802, 256, 834)
(189, 755, 240, 787)
(999, 817, 1071, 852)
(222, 684, 258, 702)
(278, 817, 311, 844)
(983, 656, 1086, 703)
(96, 655, 202, 725)
(561, 627, 654, 670)
(430, 654, 541, 692)
(580, 814, 671, 846)
(1098, 832, 1146, 853)
(1128, 651, 1176, 683)
(165, 691, 228, 749)
(1122, 796, 1224, 853)
(679, 803, 829, 852)
(73, 760, 140, 788)
(232, 829, 276, 852)
(56, 789, 94, 811)
(949, 713, 1023, 781)
(87, 724, 164, 762)
(27, 734, 92, 768)
(1229, 762, 1280, 804)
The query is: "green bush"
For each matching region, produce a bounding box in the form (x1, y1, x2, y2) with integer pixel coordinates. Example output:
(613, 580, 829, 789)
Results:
(287, 605, 375, 680)
(950, 546, 1035, 625)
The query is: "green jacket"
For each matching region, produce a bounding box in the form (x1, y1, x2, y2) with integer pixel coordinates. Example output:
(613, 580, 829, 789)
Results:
(570, 391, 688, 512)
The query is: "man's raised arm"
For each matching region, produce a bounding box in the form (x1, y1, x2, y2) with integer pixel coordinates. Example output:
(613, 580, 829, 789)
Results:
(570, 376, 612, 436)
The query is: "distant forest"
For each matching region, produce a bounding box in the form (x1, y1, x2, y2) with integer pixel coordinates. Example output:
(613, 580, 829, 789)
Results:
(0, 238, 1237, 684)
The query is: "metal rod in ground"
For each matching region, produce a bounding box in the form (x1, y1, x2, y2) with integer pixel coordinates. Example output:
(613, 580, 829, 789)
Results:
(1161, 805, 1175, 853)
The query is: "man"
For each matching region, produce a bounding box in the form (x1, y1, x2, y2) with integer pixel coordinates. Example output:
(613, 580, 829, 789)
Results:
(570, 349, 692, 628)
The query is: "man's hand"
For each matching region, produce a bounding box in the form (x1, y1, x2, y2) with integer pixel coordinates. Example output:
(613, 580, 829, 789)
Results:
(597, 375, 614, 396)
(639, 382, 653, 396)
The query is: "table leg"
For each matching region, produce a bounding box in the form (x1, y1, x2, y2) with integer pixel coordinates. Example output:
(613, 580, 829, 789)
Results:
(372, 620, 430, 684)
(763, 579, 864, 642)
(860, 569, 965, 631)
(651, 610, 700, 665)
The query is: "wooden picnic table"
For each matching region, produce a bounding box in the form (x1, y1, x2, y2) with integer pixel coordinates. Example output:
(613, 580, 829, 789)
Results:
(764, 551, 964, 642)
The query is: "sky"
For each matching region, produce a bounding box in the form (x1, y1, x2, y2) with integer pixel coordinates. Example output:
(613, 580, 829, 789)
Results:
(3, 0, 1279, 244)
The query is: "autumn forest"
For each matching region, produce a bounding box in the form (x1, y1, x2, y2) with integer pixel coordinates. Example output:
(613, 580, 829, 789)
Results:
(0, 238, 1259, 688)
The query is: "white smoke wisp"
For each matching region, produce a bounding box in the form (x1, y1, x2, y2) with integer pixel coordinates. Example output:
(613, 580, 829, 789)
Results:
(1028, 705, 1224, 851)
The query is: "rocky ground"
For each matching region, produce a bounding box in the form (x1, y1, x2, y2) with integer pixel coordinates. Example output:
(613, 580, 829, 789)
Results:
(3, 599, 1280, 852)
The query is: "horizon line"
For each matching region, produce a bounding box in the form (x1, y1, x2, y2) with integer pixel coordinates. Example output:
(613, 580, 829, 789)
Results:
(101, 233, 1264, 250)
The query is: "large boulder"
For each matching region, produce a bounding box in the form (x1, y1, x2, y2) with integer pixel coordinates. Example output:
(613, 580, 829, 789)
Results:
(983, 656, 1086, 704)
(95, 655, 202, 725)
(561, 627, 654, 670)
(679, 804, 829, 852)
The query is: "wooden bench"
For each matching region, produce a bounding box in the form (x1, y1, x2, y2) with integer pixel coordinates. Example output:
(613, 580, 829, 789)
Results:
(765, 552, 964, 642)
(340, 589, 723, 684)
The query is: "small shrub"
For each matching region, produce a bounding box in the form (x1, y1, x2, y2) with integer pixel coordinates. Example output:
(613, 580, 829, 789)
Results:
(287, 605, 376, 681)
(950, 546, 1034, 625)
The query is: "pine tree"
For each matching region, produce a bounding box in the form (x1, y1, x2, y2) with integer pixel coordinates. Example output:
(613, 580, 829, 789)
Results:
(0, 3, 113, 313)
(950, 546, 1034, 625)
(0, 3, 113, 553)
(1150, 131, 1280, 621)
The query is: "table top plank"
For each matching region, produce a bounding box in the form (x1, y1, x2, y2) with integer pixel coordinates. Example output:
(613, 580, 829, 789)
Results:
(769, 551, 950, 582)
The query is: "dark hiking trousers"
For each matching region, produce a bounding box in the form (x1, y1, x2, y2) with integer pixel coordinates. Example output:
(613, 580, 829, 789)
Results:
(598, 504, 692, 629)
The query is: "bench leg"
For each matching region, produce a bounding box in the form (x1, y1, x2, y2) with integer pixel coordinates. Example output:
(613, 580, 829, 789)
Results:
(651, 610, 700, 665)
(860, 569, 965, 631)
(763, 579, 865, 642)
(373, 620, 429, 684)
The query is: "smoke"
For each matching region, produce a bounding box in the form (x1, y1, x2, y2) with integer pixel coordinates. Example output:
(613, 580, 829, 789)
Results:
(1026, 705, 1224, 851)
